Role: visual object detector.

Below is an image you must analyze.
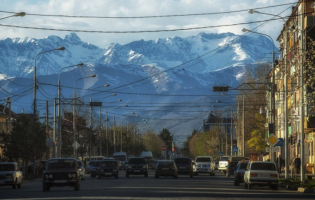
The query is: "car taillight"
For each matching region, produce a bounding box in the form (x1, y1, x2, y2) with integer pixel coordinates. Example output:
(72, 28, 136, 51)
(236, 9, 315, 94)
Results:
(227, 168, 229, 171)
(250, 173, 258, 177)
(270, 174, 277, 178)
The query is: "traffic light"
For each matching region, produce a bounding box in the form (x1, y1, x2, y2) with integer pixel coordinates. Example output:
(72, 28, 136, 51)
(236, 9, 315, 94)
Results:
(172, 148, 175, 153)
(208, 149, 211, 153)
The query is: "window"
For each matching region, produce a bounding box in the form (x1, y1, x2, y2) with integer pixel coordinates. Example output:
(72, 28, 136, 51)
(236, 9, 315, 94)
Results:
(128, 158, 146, 164)
(174, 158, 190, 165)
(250, 163, 276, 171)
(0, 164, 15, 171)
(157, 162, 174, 168)
(196, 157, 211, 162)
(100, 161, 117, 167)
(47, 160, 76, 170)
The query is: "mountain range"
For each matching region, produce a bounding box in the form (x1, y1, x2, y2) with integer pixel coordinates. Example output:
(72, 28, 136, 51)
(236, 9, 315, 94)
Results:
(0, 32, 276, 146)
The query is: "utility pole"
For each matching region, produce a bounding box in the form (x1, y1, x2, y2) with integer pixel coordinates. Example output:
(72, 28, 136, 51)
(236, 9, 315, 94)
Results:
(113, 115, 116, 153)
(120, 119, 123, 152)
(53, 98, 56, 158)
(300, 25, 305, 183)
(242, 94, 245, 157)
(230, 109, 233, 155)
(99, 107, 102, 156)
(106, 110, 108, 157)
(226, 114, 228, 155)
(46, 101, 50, 160)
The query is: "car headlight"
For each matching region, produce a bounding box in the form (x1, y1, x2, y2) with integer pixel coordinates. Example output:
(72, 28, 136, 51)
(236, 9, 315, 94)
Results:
(100, 170, 104, 172)
(113, 169, 117, 172)
(68, 174, 76, 178)
(45, 175, 53, 178)
(128, 166, 132, 169)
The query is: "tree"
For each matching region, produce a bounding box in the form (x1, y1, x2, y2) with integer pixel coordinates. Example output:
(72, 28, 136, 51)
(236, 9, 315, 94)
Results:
(159, 128, 173, 151)
(247, 113, 267, 154)
(3, 114, 46, 174)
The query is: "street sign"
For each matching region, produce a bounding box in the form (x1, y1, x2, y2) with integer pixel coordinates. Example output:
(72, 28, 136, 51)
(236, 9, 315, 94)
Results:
(72, 141, 81, 150)
(161, 146, 166, 151)
(232, 146, 238, 153)
(219, 152, 223, 156)
(90, 102, 102, 107)
(275, 138, 284, 146)
(168, 150, 172, 155)
(267, 134, 279, 146)
(266, 146, 280, 152)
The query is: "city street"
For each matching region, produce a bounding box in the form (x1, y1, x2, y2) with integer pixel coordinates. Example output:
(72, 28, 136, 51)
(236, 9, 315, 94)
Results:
(0, 170, 313, 200)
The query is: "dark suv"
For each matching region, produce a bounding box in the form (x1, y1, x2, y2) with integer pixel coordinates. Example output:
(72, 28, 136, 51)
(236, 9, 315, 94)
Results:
(42, 158, 80, 192)
(90, 161, 102, 178)
(174, 157, 193, 178)
(126, 158, 148, 177)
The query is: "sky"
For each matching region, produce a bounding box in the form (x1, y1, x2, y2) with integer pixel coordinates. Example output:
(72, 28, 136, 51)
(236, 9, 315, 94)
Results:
(0, 0, 297, 48)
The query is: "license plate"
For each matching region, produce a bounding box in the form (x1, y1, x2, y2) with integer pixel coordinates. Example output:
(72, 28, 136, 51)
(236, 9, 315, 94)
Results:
(105, 173, 112, 175)
(134, 170, 141, 172)
(162, 168, 169, 170)
(260, 174, 270, 177)
(55, 180, 67, 183)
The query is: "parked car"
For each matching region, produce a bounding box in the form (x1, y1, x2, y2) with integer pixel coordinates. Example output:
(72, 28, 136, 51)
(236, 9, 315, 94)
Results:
(42, 158, 80, 192)
(225, 161, 238, 177)
(98, 160, 119, 179)
(234, 161, 249, 186)
(194, 156, 214, 176)
(90, 161, 102, 178)
(126, 157, 148, 177)
(155, 160, 178, 179)
(173, 157, 193, 178)
(0, 162, 23, 189)
(244, 161, 279, 190)
(76, 160, 85, 181)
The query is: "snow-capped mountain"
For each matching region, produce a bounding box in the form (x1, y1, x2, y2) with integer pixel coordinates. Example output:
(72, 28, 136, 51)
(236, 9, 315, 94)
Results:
(0, 32, 276, 144)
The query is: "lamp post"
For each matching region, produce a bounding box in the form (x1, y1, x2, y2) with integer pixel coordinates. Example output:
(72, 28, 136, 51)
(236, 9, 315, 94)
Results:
(248, 9, 289, 179)
(90, 84, 110, 156)
(57, 63, 84, 158)
(242, 28, 276, 162)
(112, 104, 128, 153)
(73, 74, 96, 159)
(34, 47, 65, 117)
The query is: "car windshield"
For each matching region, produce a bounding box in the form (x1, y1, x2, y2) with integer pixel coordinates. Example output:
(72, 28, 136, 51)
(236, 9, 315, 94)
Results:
(231, 157, 249, 162)
(196, 157, 211, 162)
(47, 159, 76, 170)
(158, 162, 174, 167)
(77, 161, 82, 167)
(113, 155, 126, 161)
(100, 161, 117, 167)
(251, 163, 276, 171)
(128, 158, 146, 164)
(229, 162, 238, 167)
(92, 162, 101, 167)
(0, 164, 15, 171)
(239, 163, 248, 170)
(174, 158, 190, 165)
(219, 157, 229, 161)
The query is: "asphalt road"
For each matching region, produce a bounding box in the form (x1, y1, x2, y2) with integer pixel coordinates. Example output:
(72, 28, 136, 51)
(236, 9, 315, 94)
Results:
(0, 170, 314, 200)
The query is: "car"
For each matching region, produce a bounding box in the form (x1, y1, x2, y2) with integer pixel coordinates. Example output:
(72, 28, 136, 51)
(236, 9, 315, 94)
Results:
(42, 158, 80, 192)
(226, 161, 238, 177)
(90, 161, 102, 178)
(86, 160, 97, 174)
(98, 160, 119, 179)
(0, 162, 23, 189)
(173, 157, 193, 178)
(27, 160, 46, 175)
(140, 151, 155, 169)
(244, 161, 279, 190)
(218, 156, 229, 174)
(193, 156, 214, 176)
(155, 160, 178, 179)
(113, 152, 128, 170)
(76, 160, 85, 181)
(126, 157, 148, 177)
(234, 161, 249, 186)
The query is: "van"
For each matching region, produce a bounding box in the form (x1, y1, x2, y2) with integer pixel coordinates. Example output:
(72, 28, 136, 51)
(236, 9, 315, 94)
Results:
(140, 151, 155, 169)
(113, 152, 128, 170)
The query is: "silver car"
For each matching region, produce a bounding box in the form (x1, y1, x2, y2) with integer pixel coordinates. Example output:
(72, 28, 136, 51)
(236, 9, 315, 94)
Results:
(193, 156, 214, 176)
(77, 160, 85, 180)
(0, 162, 23, 189)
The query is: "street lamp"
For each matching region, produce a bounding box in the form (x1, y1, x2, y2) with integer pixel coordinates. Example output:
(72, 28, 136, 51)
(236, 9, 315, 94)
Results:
(57, 62, 84, 158)
(248, 9, 291, 180)
(34, 47, 65, 117)
(242, 27, 276, 162)
(0, 12, 26, 20)
(73, 74, 96, 159)
(112, 104, 128, 153)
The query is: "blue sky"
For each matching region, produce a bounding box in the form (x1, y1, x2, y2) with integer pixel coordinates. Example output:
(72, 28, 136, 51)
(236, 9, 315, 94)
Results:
(0, 0, 297, 48)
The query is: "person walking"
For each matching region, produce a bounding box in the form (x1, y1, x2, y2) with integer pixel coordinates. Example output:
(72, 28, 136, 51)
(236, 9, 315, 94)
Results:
(294, 155, 301, 174)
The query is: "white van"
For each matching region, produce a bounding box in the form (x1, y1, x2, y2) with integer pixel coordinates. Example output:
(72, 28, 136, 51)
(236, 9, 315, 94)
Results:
(113, 152, 128, 170)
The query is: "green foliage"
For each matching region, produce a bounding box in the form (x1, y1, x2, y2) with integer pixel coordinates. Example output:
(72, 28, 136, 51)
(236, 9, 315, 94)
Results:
(159, 128, 173, 151)
(304, 37, 315, 115)
(3, 114, 46, 166)
(246, 113, 267, 153)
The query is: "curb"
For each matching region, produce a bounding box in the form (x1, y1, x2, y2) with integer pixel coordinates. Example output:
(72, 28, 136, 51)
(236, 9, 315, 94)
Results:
(278, 184, 298, 191)
(298, 187, 315, 193)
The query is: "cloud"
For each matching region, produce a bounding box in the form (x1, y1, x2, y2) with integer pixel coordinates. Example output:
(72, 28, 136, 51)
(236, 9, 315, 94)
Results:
(0, 0, 297, 48)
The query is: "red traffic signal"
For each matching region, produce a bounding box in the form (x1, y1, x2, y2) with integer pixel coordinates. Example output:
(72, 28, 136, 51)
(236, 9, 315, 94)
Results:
(172, 148, 175, 153)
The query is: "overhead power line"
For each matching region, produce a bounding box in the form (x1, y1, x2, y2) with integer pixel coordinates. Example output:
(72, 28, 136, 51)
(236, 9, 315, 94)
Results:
(0, 2, 298, 19)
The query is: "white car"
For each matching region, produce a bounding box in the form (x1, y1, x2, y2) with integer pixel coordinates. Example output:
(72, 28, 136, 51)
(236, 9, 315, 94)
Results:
(193, 156, 214, 176)
(218, 156, 229, 174)
(77, 160, 85, 181)
(244, 161, 279, 190)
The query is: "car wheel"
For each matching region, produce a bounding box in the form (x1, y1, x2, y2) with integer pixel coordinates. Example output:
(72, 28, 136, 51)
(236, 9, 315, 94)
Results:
(98, 175, 101, 179)
(244, 182, 247, 189)
(234, 180, 239, 186)
(223, 170, 226, 175)
(74, 183, 80, 191)
(190, 173, 193, 178)
(82, 177, 85, 181)
(115, 175, 119, 179)
(155, 175, 159, 179)
(12, 182, 17, 189)
(43, 184, 48, 192)
(247, 182, 252, 189)
(194, 173, 198, 176)
(145, 172, 148, 177)
(272, 184, 278, 190)
(173, 175, 176, 179)
(126, 172, 129, 178)
(213, 172, 215, 176)
(226, 173, 230, 177)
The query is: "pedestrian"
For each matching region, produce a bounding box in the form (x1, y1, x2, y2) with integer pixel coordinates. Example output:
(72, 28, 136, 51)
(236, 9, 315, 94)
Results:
(294, 155, 301, 174)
